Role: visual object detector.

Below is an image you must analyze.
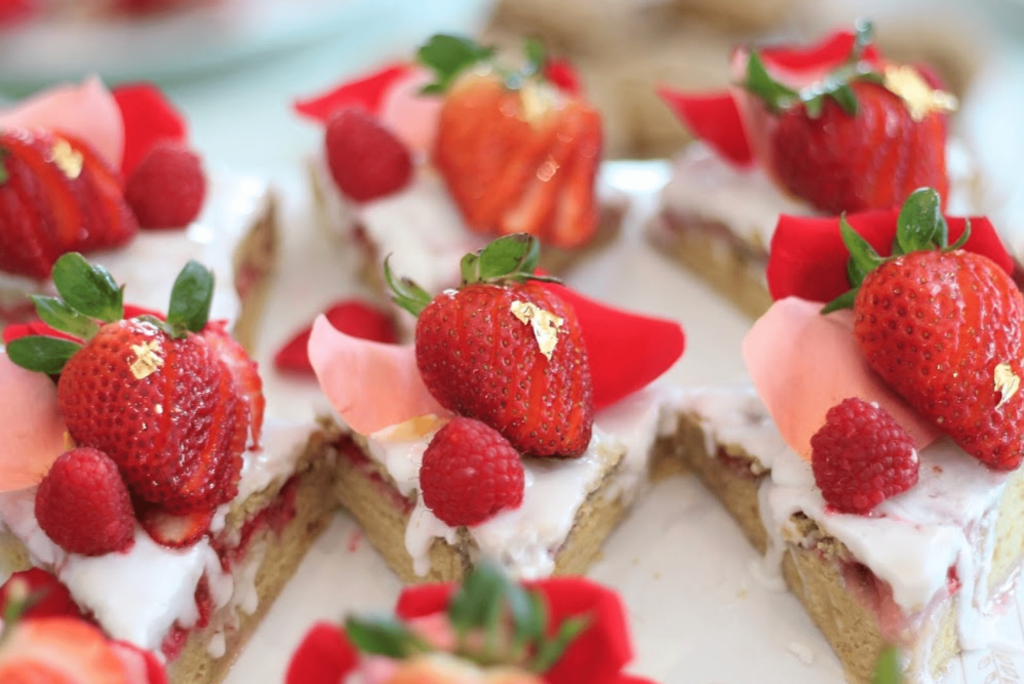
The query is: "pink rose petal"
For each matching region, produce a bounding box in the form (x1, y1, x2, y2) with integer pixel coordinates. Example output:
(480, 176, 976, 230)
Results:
(742, 298, 941, 460)
(0, 76, 124, 168)
(0, 353, 67, 491)
(308, 316, 448, 434)
(379, 68, 443, 158)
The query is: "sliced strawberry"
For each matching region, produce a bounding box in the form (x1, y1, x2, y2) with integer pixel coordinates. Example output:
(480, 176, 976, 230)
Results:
(112, 83, 188, 178)
(203, 320, 263, 447)
(0, 617, 128, 682)
(294, 63, 412, 123)
(138, 504, 214, 548)
(548, 103, 601, 248)
(66, 131, 139, 250)
(274, 300, 398, 376)
(109, 640, 169, 684)
(0, 569, 82, 619)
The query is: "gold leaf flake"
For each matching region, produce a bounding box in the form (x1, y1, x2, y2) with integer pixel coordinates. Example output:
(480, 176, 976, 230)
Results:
(994, 362, 1020, 409)
(49, 139, 83, 179)
(511, 300, 564, 361)
(63, 431, 76, 451)
(882, 64, 958, 122)
(129, 340, 164, 380)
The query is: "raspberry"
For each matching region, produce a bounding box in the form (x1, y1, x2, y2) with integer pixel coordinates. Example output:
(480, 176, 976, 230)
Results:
(325, 107, 412, 202)
(420, 417, 525, 527)
(35, 447, 137, 556)
(125, 140, 207, 229)
(810, 398, 919, 514)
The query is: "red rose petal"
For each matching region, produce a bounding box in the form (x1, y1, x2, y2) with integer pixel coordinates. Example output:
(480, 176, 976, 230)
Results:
(124, 303, 166, 320)
(112, 84, 188, 178)
(395, 583, 456, 620)
(286, 622, 358, 684)
(656, 89, 753, 167)
(275, 300, 397, 376)
(760, 29, 881, 73)
(544, 58, 583, 96)
(0, 569, 82, 619)
(767, 211, 1012, 304)
(294, 63, 412, 124)
(530, 577, 633, 684)
(544, 282, 684, 411)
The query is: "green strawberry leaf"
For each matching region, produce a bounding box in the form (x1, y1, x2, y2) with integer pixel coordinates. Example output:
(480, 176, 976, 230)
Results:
(948, 217, 971, 251)
(51, 253, 123, 323)
(166, 260, 214, 335)
(840, 214, 884, 287)
(821, 288, 858, 314)
(5, 335, 82, 374)
(872, 647, 903, 684)
(0, 149, 9, 185)
(894, 187, 947, 254)
(462, 234, 561, 286)
(512, 588, 547, 649)
(523, 37, 546, 76)
(531, 614, 589, 673)
(743, 51, 798, 114)
(30, 295, 98, 341)
(851, 19, 875, 61)
(384, 256, 432, 317)
(418, 34, 495, 94)
(448, 562, 510, 636)
(344, 614, 428, 658)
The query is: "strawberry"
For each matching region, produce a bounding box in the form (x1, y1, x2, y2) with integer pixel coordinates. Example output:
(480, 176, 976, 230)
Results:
(35, 447, 137, 556)
(0, 617, 130, 683)
(420, 417, 525, 526)
(811, 398, 919, 513)
(202, 319, 264, 448)
(421, 35, 602, 249)
(0, 128, 138, 279)
(125, 139, 206, 229)
(826, 189, 1024, 470)
(388, 235, 593, 457)
(740, 22, 954, 214)
(324, 108, 413, 202)
(138, 505, 214, 549)
(6, 255, 250, 512)
(0, 570, 81, 620)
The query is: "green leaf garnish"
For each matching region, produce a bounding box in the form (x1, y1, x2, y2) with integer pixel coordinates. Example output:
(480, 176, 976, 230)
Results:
(523, 37, 546, 76)
(743, 52, 799, 114)
(461, 234, 549, 284)
(30, 295, 98, 340)
(384, 256, 433, 318)
(5, 336, 82, 374)
(448, 563, 511, 636)
(166, 260, 214, 335)
(531, 614, 589, 673)
(418, 34, 495, 94)
(840, 214, 884, 286)
(344, 615, 429, 659)
(852, 19, 875, 61)
(893, 187, 947, 254)
(872, 646, 903, 684)
(51, 253, 123, 323)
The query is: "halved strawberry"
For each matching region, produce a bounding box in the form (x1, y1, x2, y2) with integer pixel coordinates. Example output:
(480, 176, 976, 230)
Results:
(138, 505, 214, 549)
(0, 617, 129, 682)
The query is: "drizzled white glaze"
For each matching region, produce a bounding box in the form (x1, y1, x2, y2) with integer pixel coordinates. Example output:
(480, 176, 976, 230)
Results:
(672, 385, 1015, 678)
(363, 387, 666, 579)
(0, 419, 317, 654)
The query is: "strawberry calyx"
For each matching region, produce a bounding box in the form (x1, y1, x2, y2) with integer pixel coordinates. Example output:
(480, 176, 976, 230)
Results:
(345, 562, 587, 672)
(822, 187, 969, 312)
(743, 20, 882, 118)
(385, 234, 558, 317)
(5, 253, 214, 374)
(418, 34, 567, 96)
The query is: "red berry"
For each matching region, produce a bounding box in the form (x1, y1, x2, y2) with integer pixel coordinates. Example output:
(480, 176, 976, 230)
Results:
(125, 140, 206, 229)
(419, 417, 525, 527)
(35, 447, 136, 556)
(810, 398, 919, 514)
(138, 505, 213, 549)
(325, 107, 412, 202)
(0, 569, 81, 619)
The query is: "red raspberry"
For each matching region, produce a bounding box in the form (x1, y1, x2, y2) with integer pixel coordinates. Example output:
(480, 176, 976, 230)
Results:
(0, 569, 82, 619)
(325, 107, 412, 202)
(35, 447, 137, 556)
(125, 140, 207, 229)
(420, 417, 525, 527)
(811, 398, 919, 514)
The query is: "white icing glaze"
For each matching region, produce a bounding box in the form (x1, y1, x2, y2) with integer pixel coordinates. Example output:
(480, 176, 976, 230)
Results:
(673, 386, 1014, 678)
(0, 419, 318, 654)
(661, 141, 979, 252)
(0, 171, 272, 326)
(364, 387, 667, 579)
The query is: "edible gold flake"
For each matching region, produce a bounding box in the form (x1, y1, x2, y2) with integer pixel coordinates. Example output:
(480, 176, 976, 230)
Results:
(129, 340, 164, 380)
(49, 139, 83, 179)
(511, 300, 564, 361)
(882, 64, 958, 122)
(994, 362, 1020, 409)
(518, 81, 556, 126)
(63, 431, 76, 451)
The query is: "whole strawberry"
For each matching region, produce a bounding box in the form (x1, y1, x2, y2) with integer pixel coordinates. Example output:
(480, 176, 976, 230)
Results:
(34, 447, 136, 556)
(420, 417, 525, 526)
(388, 234, 593, 457)
(742, 22, 954, 214)
(421, 35, 602, 248)
(811, 398, 919, 513)
(6, 254, 253, 513)
(826, 189, 1024, 470)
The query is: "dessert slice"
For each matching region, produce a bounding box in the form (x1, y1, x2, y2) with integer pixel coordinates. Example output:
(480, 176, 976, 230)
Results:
(0, 256, 339, 684)
(662, 191, 1024, 683)
(295, 35, 626, 307)
(0, 78, 277, 350)
(308, 235, 685, 583)
(285, 562, 656, 684)
(649, 23, 976, 318)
